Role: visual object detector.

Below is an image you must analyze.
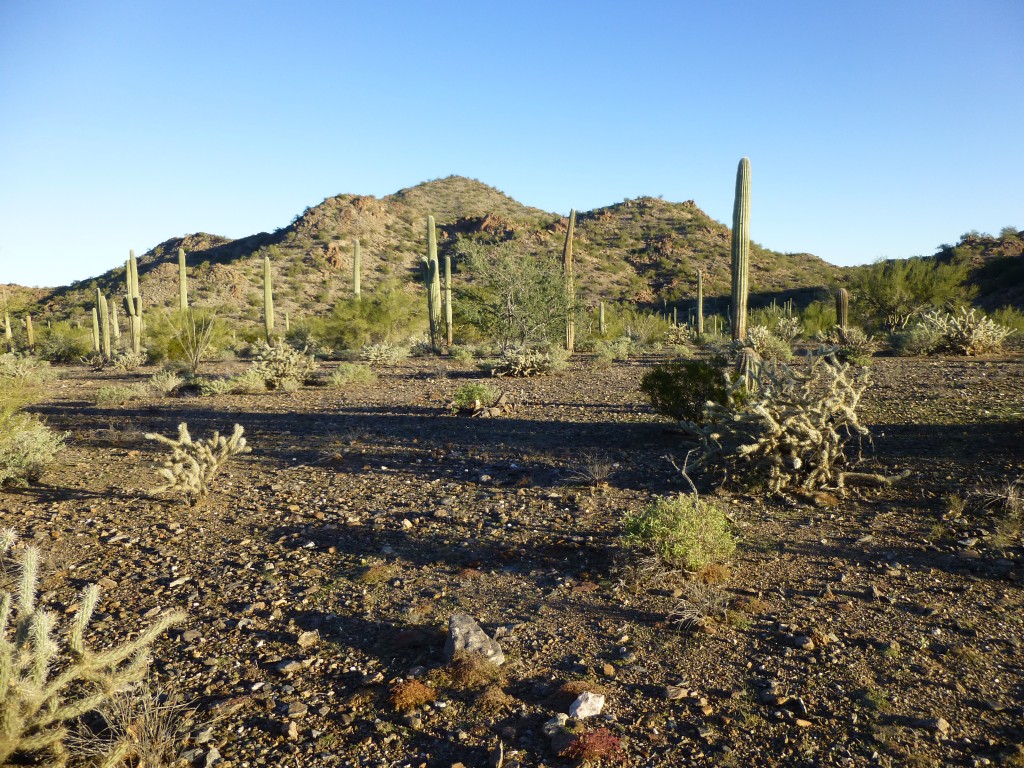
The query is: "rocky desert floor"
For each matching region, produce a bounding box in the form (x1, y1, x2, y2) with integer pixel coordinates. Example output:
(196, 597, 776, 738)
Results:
(3, 351, 1024, 768)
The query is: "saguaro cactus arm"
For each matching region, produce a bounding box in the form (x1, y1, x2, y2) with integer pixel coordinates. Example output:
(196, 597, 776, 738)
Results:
(730, 158, 751, 342)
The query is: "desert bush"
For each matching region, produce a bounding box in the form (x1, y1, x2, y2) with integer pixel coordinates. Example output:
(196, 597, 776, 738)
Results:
(679, 354, 870, 492)
(567, 452, 615, 487)
(621, 307, 669, 347)
(110, 349, 147, 372)
(328, 363, 377, 387)
(664, 324, 693, 347)
(559, 728, 626, 765)
(889, 321, 945, 356)
(745, 325, 793, 361)
(772, 316, 803, 343)
(0, 414, 65, 487)
(95, 384, 149, 406)
(640, 358, 730, 424)
(388, 680, 436, 712)
(70, 688, 195, 768)
(144, 422, 251, 505)
(0, 357, 64, 487)
(38, 321, 92, 363)
(456, 238, 571, 351)
(162, 309, 228, 374)
(799, 299, 837, 338)
(451, 382, 498, 411)
(594, 337, 633, 365)
(320, 279, 427, 351)
(448, 346, 475, 364)
(815, 326, 879, 364)
(623, 494, 736, 571)
(849, 255, 971, 331)
(921, 307, 1014, 355)
(0, 532, 182, 764)
(490, 347, 557, 377)
(251, 342, 319, 389)
(149, 370, 184, 396)
(669, 580, 731, 630)
(360, 341, 409, 366)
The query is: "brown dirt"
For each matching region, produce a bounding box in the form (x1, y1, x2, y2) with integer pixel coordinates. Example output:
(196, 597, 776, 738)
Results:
(3, 352, 1023, 767)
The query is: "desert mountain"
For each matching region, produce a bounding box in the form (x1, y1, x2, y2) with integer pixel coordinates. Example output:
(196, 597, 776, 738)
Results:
(28, 176, 845, 323)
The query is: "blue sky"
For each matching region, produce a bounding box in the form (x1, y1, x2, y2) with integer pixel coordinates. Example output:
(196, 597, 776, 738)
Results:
(1, 0, 1021, 287)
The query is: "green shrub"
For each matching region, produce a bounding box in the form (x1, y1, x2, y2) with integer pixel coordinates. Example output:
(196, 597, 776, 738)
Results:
(328, 363, 376, 387)
(0, 413, 65, 487)
(889, 322, 944, 356)
(745, 326, 793, 362)
(39, 322, 92, 363)
(360, 342, 409, 366)
(448, 346, 475, 364)
(320, 279, 426, 351)
(623, 494, 736, 571)
(640, 359, 729, 424)
(452, 382, 498, 411)
(149, 370, 184, 396)
(95, 384, 149, 406)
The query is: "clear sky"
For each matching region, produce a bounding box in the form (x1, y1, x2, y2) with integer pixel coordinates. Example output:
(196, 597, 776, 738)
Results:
(1, 1, 1021, 287)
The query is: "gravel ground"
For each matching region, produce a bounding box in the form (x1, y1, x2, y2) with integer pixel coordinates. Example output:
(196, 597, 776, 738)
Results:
(3, 352, 1023, 768)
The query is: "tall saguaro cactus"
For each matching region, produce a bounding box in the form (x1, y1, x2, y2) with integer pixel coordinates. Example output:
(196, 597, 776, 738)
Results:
(4, 311, 12, 351)
(263, 254, 275, 343)
(444, 253, 453, 346)
(91, 307, 101, 353)
(562, 209, 576, 353)
(696, 268, 705, 336)
(97, 288, 111, 358)
(835, 287, 850, 331)
(353, 239, 361, 299)
(423, 216, 442, 350)
(178, 248, 188, 312)
(730, 158, 751, 342)
(124, 250, 142, 354)
(25, 315, 34, 351)
(599, 301, 606, 337)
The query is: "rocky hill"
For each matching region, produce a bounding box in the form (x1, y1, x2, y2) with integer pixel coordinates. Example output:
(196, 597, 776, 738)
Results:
(24, 176, 845, 325)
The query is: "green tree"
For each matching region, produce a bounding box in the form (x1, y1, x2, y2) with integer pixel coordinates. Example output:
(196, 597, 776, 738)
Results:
(456, 238, 572, 351)
(849, 254, 971, 331)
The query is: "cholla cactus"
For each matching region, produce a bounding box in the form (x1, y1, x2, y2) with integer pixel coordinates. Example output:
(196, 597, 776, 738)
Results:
(360, 341, 410, 366)
(490, 347, 556, 377)
(921, 307, 1014, 355)
(680, 355, 870, 493)
(0, 531, 182, 765)
(816, 326, 879, 364)
(145, 423, 251, 505)
(744, 325, 792, 362)
(251, 342, 318, 389)
(773, 316, 803, 343)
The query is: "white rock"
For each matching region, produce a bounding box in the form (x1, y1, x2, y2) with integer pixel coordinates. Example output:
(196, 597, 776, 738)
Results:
(569, 691, 605, 719)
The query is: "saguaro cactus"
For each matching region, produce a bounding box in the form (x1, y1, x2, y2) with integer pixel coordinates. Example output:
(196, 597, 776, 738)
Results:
(599, 301, 606, 336)
(835, 287, 850, 331)
(444, 253, 453, 346)
(4, 312, 12, 351)
(696, 268, 705, 336)
(563, 209, 576, 353)
(263, 254, 275, 342)
(178, 247, 188, 312)
(424, 216, 442, 350)
(25, 315, 34, 351)
(91, 307, 101, 353)
(111, 302, 120, 340)
(730, 157, 751, 342)
(124, 250, 142, 355)
(97, 288, 111, 358)
(353, 238, 361, 299)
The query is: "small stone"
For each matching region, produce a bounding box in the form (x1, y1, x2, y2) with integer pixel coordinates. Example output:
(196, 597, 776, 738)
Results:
(601, 663, 616, 678)
(282, 720, 299, 739)
(665, 685, 687, 700)
(183, 630, 202, 643)
(284, 701, 308, 718)
(792, 635, 815, 651)
(444, 614, 505, 665)
(274, 659, 303, 674)
(795, 718, 812, 728)
(926, 717, 950, 735)
(568, 691, 605, 719)
(297, 630, 319, 649)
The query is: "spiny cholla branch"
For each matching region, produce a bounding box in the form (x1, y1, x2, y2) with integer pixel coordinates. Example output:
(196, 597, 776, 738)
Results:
(0, 532, 183, 765)
(680, 354, 870, 493)
(144, 423, 250, 505)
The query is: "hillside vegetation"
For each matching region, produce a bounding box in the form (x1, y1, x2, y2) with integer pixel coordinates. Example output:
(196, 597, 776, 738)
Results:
(20, 176, 842, 327)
